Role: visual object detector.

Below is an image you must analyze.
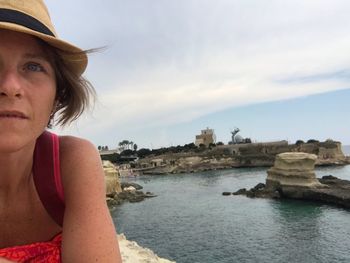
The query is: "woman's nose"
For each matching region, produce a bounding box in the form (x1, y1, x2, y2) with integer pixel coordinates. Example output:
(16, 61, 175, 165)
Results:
(0, 70, 23, 98)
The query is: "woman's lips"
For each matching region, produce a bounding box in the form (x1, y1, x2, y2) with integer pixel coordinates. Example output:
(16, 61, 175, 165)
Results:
(0, 110, 28, 119)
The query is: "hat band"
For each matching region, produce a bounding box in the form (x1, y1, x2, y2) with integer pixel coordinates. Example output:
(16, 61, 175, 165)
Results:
(0, 8, 54, 37)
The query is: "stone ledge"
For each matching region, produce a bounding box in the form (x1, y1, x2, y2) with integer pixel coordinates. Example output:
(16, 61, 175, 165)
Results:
(118, 234, 175, 263)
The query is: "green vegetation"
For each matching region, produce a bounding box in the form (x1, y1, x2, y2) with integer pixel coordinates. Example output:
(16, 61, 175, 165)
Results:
(295, 140, 304, 145)
(307, 139, 320, 144)
(101, 152, 119, 162)
(118, 140, 135, 151)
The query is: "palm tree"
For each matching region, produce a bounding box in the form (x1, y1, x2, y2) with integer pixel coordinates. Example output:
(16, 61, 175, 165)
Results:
(118, 140, 130, 151)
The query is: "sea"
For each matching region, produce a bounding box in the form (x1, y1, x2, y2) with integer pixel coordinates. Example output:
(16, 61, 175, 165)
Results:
(112, 148, 350, 263)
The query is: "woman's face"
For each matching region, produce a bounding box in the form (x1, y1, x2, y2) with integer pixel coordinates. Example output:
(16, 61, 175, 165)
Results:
(0, 29, 56, 152)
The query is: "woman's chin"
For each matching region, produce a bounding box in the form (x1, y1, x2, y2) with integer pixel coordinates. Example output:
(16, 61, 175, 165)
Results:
(0, 134, 36, 153)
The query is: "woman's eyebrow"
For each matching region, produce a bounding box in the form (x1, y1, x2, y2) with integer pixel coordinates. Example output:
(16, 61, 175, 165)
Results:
(23, 53, 50, 62)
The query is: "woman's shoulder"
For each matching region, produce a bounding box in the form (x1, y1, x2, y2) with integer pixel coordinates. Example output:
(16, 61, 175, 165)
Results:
(58, 135, 100, 163)
(59, 135, 96, 153)
(56, 136, 107, 196)
(58, 135, 104, 193)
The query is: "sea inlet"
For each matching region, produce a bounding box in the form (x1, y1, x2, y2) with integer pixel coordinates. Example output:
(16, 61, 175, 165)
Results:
(112, 165, 350, 263)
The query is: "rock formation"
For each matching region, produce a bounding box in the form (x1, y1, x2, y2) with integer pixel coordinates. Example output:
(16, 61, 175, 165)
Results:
(103, 161, 156, 206)
(102, 165, 172, 262)
(106, 181, 157, 207)
(231, 152, 350, 208)
(266, 152, 325, 198)
(103, 160, 122, 194)
(118, 234, 175, 263)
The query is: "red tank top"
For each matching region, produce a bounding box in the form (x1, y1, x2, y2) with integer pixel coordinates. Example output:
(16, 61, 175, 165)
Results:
(0, 131, 65, 262)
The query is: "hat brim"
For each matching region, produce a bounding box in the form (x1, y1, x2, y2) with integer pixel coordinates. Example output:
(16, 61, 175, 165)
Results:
(0, 22, 88, 76)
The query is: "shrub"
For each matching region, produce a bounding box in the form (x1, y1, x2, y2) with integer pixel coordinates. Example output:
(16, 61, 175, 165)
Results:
(307, 139, 319, 144)
(121, 149, 134, 156)
(295, 140, 304, 145)
(137, 148, 152, 158)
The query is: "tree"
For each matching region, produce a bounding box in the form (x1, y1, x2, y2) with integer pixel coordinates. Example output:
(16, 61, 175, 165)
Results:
(209, 143, 216, 149)
(133, 143, 138, 151)
(244, 138, 252, 144)
(98, 145, 102, 151)
(100, 152, 119, 163)
(216, 141, 224, 146)
(118, 141, 124, 150)
(121, 149, 134, 156)
(137, 148, 152, 158)
(118, 140, 130, 151)
(184, 142, 196, 149)
(295, 140, 304, 145)
(199, 143, 206, 149)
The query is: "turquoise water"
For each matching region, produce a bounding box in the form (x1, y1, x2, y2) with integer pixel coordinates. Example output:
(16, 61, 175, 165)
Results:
(112, 165, 350, 263)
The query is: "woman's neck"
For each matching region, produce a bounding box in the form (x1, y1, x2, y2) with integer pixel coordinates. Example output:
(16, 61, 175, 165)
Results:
(0, 142, 35, 197)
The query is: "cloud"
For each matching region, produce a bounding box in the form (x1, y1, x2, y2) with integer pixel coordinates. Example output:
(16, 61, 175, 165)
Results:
(49, 0, 350, 145)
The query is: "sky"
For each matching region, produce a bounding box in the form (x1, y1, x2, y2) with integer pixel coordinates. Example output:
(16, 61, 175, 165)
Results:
(47, 0, 350, 149)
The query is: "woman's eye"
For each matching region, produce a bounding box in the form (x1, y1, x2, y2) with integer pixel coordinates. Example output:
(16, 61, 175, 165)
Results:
(24, 63, 45, 72)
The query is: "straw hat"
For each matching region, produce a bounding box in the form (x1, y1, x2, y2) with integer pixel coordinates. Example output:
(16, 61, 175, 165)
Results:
(0, 0, 87, 75)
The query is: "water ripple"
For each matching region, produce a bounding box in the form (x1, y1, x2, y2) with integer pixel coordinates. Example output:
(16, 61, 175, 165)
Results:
(113, 166, 350, 263)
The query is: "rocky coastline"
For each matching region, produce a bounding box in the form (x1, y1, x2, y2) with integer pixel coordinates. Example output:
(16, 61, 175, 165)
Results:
(225, 152, 350, 209)
(103, 162, 173, 262)
(103, 160, 157, 207)
(136, 140, 349, 175)
(107, 182, 157, 206)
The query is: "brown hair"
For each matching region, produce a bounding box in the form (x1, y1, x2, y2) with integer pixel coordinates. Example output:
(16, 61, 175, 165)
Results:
(45, 45, 96, 126)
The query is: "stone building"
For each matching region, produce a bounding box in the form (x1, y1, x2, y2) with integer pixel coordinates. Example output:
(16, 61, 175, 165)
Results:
(195, 127, 216, 147)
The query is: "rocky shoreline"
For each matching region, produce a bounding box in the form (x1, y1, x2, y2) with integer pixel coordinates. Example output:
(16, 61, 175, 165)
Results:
(227, 175, 350, 208)
(103, 163, 173, 262)
(136, 141, 349, 175)
(107, 182, 157, 206)
(103, 160, 157, 207)
(224, 152, 350, 209)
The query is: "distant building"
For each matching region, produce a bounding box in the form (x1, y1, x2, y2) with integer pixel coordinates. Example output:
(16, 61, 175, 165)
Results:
(195, 127, 216, 147)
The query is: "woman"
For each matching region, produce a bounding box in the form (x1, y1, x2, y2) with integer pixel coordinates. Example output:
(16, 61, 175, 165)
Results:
(0, 0, 122, 262)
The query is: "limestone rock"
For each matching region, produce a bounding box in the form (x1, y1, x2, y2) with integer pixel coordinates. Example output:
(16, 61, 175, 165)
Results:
(103, 160, 122, 194)
(118, 234, 175, 263)
(124, 186, 136, 192)
(232, 152, 350, 208)
(266, 152, 325, 192)
(115, 190, 156, 203)
(266, 152, 325, 199)
(121, 182, 143, 190)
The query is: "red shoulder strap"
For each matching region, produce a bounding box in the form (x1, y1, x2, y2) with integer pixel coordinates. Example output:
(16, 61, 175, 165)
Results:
(33, 131, 65, 227)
